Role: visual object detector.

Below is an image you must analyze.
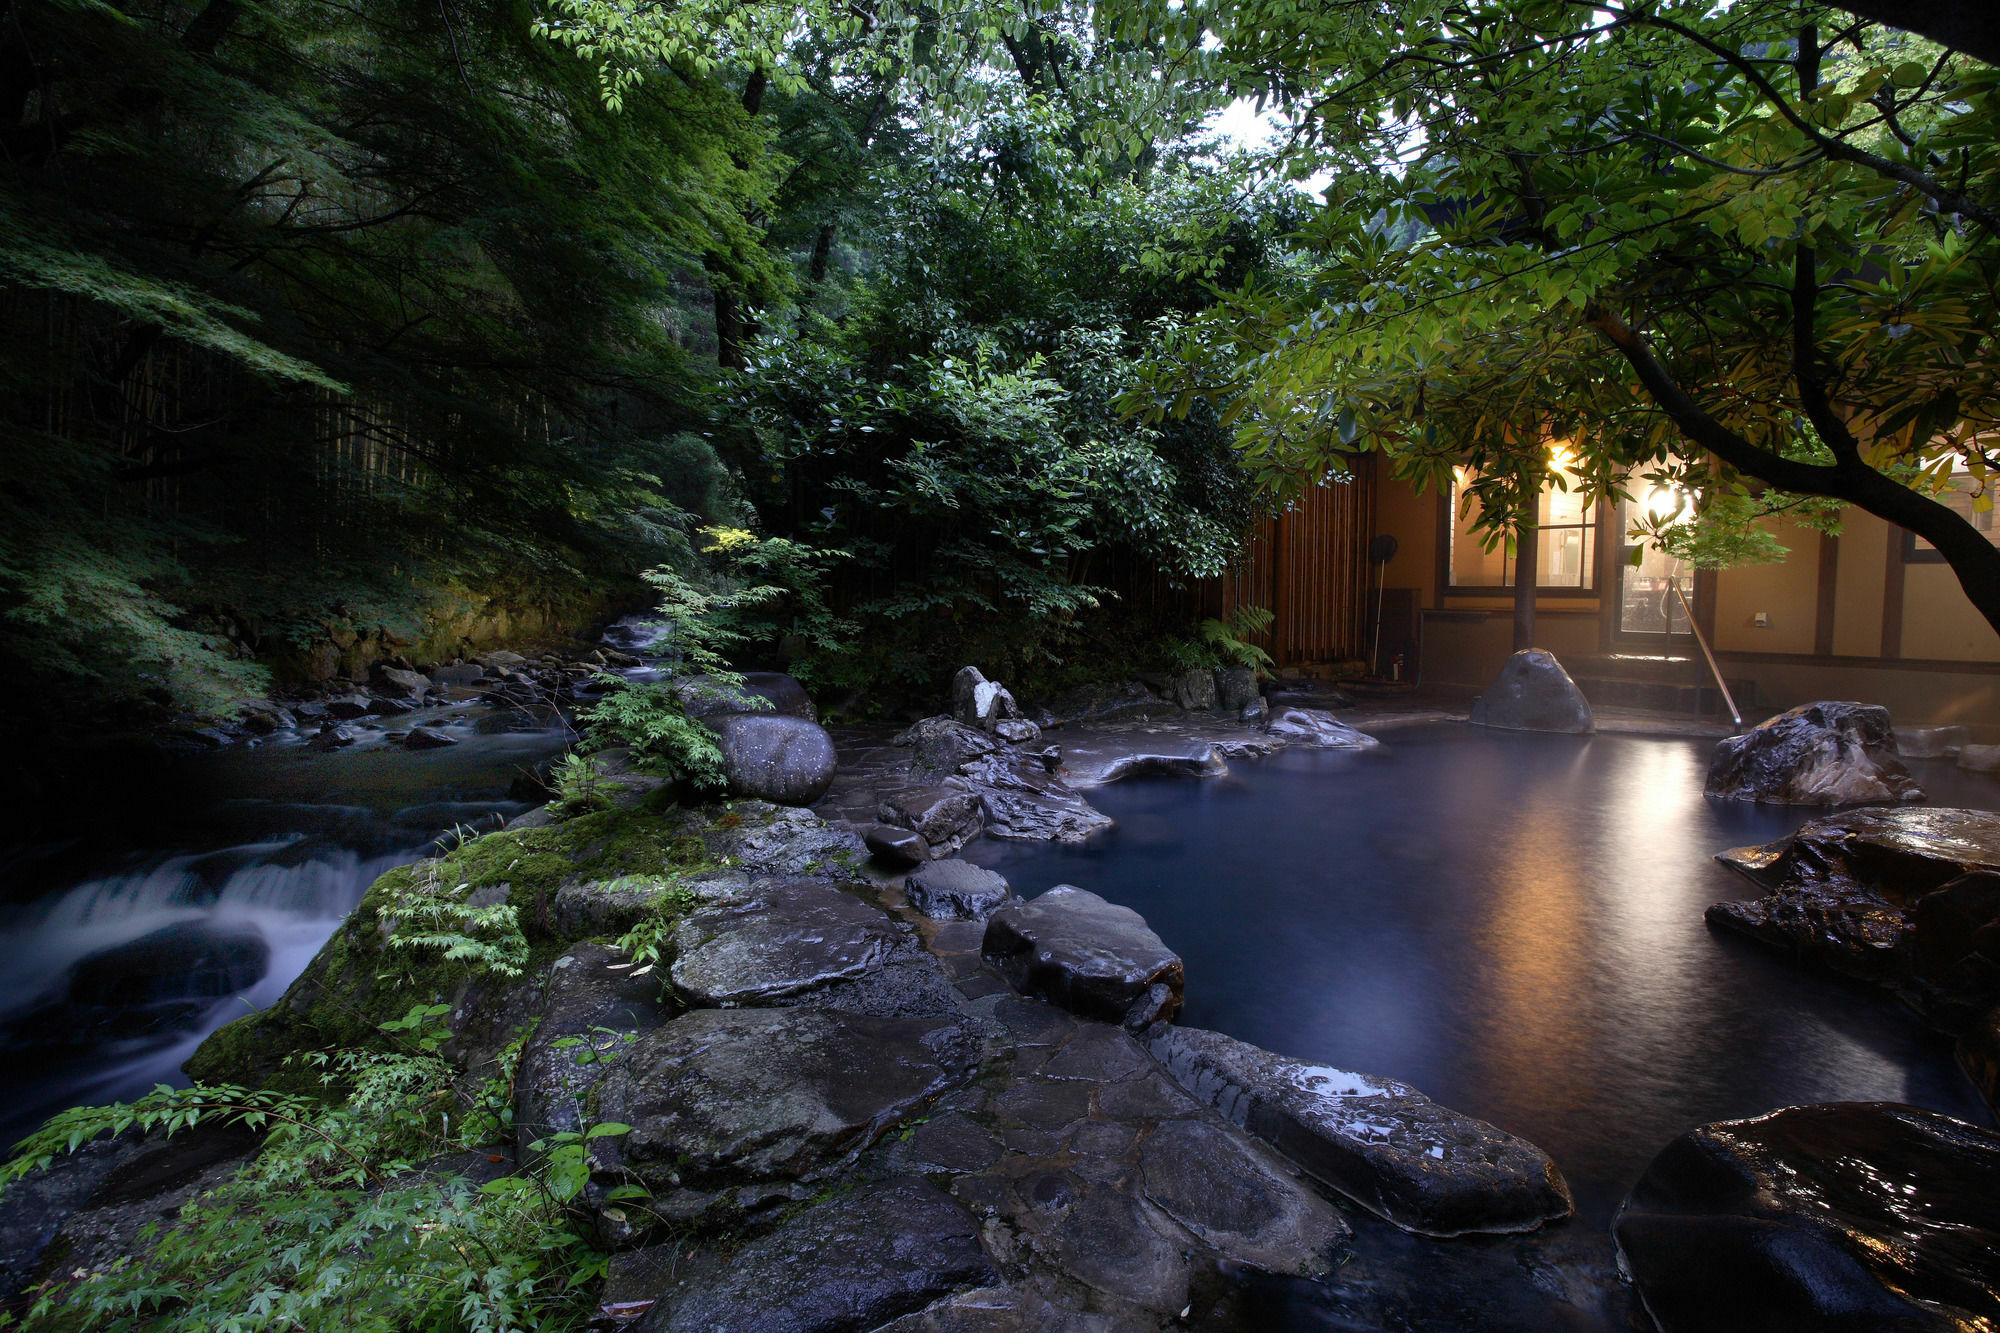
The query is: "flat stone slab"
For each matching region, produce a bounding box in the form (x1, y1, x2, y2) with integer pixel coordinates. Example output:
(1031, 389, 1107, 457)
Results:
(1138, 1117, 1349, 1276)
(1468, 649, 1594, 734)
(983, 886, 1184, 1030)
(587, 1008, 975, 1234)
(1706, 700, 1922, 805)
(1058, 736, 1230, 788)
(906, 859, 1012, 920)
(646, 1177, 996, 1333)
(704, 804, 866, 880)
(957, 752, 1113, 842)
(1614, 1103, 2000, 1333)
(879, 784, 985, 852)
(670, 879, 901, 1005)
(1146, 1025, 1573, 1237)
(1264, 707, 1381, 749)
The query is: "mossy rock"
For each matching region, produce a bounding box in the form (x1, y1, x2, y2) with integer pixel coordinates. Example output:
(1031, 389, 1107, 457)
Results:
(186, 798, 760, 1093)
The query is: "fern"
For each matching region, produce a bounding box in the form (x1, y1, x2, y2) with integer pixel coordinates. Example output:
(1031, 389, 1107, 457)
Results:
(381, 861, 530, 979)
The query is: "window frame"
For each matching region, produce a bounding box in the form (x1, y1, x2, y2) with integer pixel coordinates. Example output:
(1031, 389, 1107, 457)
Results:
(1439, 478, 1603, 595)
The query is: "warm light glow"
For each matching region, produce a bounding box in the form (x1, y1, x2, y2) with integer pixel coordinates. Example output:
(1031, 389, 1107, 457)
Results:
(1644, 484, 1692, 525)
(1548, 443, 1578, 472)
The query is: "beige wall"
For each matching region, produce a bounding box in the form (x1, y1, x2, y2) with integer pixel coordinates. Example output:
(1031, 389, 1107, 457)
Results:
(1375, 473, 1440, 609)
(1903, 563, 2000, 662)
(1830, 515, 1887, 658)
(1712, 520, 1819, 655)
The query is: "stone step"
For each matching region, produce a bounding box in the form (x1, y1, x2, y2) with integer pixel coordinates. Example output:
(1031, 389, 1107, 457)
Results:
(1569, 670, 1760, 716)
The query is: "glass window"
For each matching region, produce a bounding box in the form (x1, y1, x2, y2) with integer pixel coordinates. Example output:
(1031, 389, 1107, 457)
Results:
(1618, 492, 1692, 636)
(1907, 471, 2000, 562)
(1448, 462, 1597, 590)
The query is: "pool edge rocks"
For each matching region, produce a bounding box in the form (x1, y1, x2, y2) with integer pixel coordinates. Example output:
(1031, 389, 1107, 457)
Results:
(1145, 1023, 1575, 1238)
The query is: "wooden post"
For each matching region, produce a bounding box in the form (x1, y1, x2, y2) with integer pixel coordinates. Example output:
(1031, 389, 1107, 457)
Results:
(1512, 518, 1538, 651)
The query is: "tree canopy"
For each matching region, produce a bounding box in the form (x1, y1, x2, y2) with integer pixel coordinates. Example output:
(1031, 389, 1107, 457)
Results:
(1125, 0, 2000, 629)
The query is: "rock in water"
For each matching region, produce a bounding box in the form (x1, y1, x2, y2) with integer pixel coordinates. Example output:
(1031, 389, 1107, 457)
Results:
(1710, 807, 2000, 1031)
(878, 785, 984, 852)
(644, 1178, 996, 1333)
(713, 712, 838, 806)
(669, 879, 900, 1005)
(584, 1008, 975, 1230)
(1265, 708, 1380, 749)
(68, 921, 269, 1009)
(1705, 700, 1922, 805)
(402, 726, 456, 749)
(904, 859, 1011, 920)
(951, 665, 1023, 733)
(863, 822, 930, 867)
(1614, 1103, 2000, 1333)
(1146, 1025, 1572, 1237)
(1898, 725, 1970, 758)
(982, 886, 1183, 1029)
(1467, 649, 1594, 734)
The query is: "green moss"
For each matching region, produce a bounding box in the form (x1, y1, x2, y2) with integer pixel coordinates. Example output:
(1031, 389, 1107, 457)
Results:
(187, 800, 744, 1091)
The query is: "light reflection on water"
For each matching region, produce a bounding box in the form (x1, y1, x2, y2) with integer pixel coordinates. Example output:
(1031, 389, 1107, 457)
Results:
(969, 723, 1997, 1226)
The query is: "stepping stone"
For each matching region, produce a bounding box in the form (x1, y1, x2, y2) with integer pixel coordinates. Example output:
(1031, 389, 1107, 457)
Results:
(982, 886, 1183, 1030)
(586, 1008, 975, 1234)
(1615, 1103, 2000, 1333)
(864, 822, 930, 867)
(1706, 700, 1921, 805)
(670, 879, 900, 1005)
(1146, 1025, 1572, 1237)
(906, 859, 1011, 920)
(650, 1177, 995, 1333)
(879, 785, 985, 851)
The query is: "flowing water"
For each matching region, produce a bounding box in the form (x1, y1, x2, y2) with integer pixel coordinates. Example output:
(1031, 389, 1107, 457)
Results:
(967, 722, 1999, 1326)
(0, 683, 587, 1150)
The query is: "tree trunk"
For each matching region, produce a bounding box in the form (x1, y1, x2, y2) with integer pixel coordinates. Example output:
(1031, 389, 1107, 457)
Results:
(1512, 519, 1538, 651)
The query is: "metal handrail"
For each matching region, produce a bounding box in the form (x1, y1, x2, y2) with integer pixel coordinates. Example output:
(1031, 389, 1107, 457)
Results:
(1671, 577, 1742, 730)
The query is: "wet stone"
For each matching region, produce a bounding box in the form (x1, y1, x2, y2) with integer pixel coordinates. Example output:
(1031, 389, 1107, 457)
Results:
(1705, 700, 1922, 805)
(982, 887, 1184, 1031)
(713, 713, 839, 806)
(993, 1077, 1095, 1132)
(644, 1176, 995, 1333)
(880, 785, 986, 853)
(1096, 1070, 1196, 1122)
(1467, 649, 1595, 734)
(1070, 1121, 1137, 1158)
(515, 943, 672, 1154)
(669, 878, 900, 1006)
(1147, 1024, 1573, 1237)
(906, 859, 1013, 921)
(1038, 1023, 1155, 1084)
(1614, 1102, 2000, 1333)
(1264, 707, 1382, 749)
(929, 920, 988, 954)
(1043, 1186, 1190, 1314)
(586, 1008, 975, 1237)
(956, 974, 1009, 1000)
(901, 1113, 1006, 1175)
(1140, 1117, 1350, 1277)
(865, 821, 931, 867)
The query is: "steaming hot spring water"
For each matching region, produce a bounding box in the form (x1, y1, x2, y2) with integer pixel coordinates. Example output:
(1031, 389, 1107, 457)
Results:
(2, 688, 1994, 1325)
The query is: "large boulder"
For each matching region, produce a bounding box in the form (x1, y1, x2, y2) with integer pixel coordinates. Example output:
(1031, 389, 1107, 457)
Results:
(713, 713, 838, 806)
(1171, 667, 1217, 711)
(1614, 1103, 2000, 1333)
(641, 1178, 996, 1333)
(904, 859, 1012, 921)
(676, 671, 816, 723)
(1711, 807, 2000, 1028)
(67, 921, 268, 1011)
(584, 1008, 976, 1234)
(1146, 1025, 1573, 1237)
(862, 822, 931, 867)
(515, 943, 673, 1155)
(982, 886, 1183, 1030)
(669, 879, 901, 1006)
(1265, 708, 1380, 749)
(1705, 701, 1923, 805)
(1468, 649, 1594, 734)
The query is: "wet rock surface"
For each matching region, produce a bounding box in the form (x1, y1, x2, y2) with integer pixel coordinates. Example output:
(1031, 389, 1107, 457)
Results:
(1614, 1102, 2000, 1333)
(879, 784, 985, 852)
(1264, 707, 1380, 749)
(905, 859, 1013, 920)
(1711, 807, 2000, 1033)
(1468, 650, 1595, 734)
(1705, 700, 1922, 805)
(957, 750, 1114, 842)
(714, 713, 839, 806)
(1147, 1025, 1573, 1237)
(515, 942, 674, 1153)
(585, 1007, 978, 1234)
(678, 671, 817, 723)
(863, 820, 931, 867)
(983, 886, 1184, 1030)
(670, 879, 903, 1005)
(642, 1177, 997, 1333)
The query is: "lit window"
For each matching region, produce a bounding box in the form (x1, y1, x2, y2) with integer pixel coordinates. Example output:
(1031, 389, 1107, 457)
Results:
(1448, 458, 1597, 590)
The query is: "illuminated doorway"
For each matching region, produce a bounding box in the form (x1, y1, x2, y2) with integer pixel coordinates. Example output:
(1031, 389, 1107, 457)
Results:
(1616, 490, 1693, 642)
